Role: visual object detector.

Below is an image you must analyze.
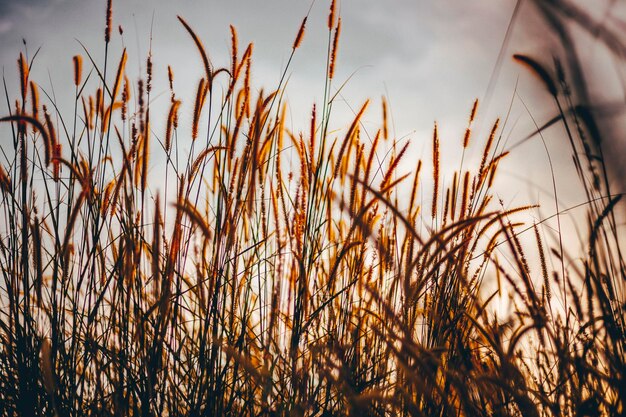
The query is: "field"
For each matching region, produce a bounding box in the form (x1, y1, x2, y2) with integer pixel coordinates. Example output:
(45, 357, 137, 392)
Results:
(0, 1, 624, 416)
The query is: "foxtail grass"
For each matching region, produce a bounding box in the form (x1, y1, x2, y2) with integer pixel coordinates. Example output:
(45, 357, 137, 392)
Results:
(0, 2, 624, 416)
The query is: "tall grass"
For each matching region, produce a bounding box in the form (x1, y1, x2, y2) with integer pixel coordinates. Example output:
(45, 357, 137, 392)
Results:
(0, 1, 624, 416)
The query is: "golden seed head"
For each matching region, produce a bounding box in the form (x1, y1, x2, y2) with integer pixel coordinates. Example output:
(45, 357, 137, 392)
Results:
(73, 55, 83, 86)
(329, 18, 341, 79)
(469, 98, 478, 123)
(328, 0, 337, 29)
(105, 0, 112, 43)
(293, 17, 307, 50)
(18, 53, 28, 100)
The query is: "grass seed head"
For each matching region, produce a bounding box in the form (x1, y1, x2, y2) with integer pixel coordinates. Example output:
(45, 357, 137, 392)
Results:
(293, 17, 307, 50)
(73, 55, 82, 86)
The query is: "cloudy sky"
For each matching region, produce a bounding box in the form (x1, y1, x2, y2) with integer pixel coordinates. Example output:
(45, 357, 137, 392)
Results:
(1, 0, 624, 220)
(0, 0, 520, 128)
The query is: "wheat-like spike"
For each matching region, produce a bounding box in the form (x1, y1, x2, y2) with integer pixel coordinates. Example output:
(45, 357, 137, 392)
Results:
(18, 53, 28, 101)
(137, 79, 145, 132)
(243, 52, 252, 118)
(167, 65, 175, 100)
(192, 78, 208, 140)
(469, 98, 478, 123)
(229, 96, 246, 158)
(382, 96, 389, 139)
(293, 17, 307, 50)
(309, 104, 316, 172)
(174, 200, 213, 239)
(341, 130, 358, 181)
(432, 122, 440, 219)
(352, 173, 423, 245)
(80, 97, 91, 132)
(380, 140, 409, 191)
(16, 101, 28, 188)
(298, 133, 309, 191)
(478, 118, 499, 177)
(121, 75, 130, 121)
(260, 180, 269, 241)
(145, 55, 153, 97)
(409, 159, 422, 219)
(141, 124, 150, 192)
(534, 222, 550, 303)
(166, 100, 181, 153)
(29, 81, 39, 128)
(350, 143, 364, 213)
(442, 188, 450, 226)
(258, 134, 275, 170)
(1, 115, 51, 166)
(101, 105, 112, 134)
(78, 158, 93, 194)
(230, 25, 238, 76)
(73, 55, 82, 86)
(105, 0, 112, 43)
(87, 96, 94, 130)
(463, 128, 471, 148)
(52, 144, 62, 181)
(487, 152, 508, 188)
(450, 171, 458, 221)
(178, 16, 213, 87)
(100, 179, 115, 216)
(363, 130, 380, 192)
(111, 49, 127, 102)
(329, 18, 341, 79)
(133, 133, 144, 188)
(328, 0, 337, 29)
(190, 146, 227, 181)
(235, 43, 253, 85)
(472, 205, 538, 258)
(506, 220, 538, 307)
(31, 217, 43, 306)
(513, 54, 557, 96)
(152, 192, 162, 283)
(95, 88, 103, 121)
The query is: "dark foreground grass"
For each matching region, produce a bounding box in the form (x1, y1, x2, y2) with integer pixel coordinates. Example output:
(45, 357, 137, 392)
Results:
(0, 1, 624, 416)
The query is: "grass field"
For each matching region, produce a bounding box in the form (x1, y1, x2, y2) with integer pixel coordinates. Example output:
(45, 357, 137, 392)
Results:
(0, 1, 624, 416)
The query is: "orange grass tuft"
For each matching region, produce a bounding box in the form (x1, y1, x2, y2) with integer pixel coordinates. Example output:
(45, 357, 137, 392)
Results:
(73, 55, 82, 86)
(293, 17, 307, 50)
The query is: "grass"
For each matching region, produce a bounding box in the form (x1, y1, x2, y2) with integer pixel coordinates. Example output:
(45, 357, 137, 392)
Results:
(0, 1, 624, 416)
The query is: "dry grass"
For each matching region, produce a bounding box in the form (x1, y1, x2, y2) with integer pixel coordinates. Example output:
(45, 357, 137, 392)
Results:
(0, 2, 624, 417)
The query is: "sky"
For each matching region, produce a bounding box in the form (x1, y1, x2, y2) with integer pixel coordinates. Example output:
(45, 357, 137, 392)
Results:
(0, 0, 518, 129)
(0, 0, 624, 247)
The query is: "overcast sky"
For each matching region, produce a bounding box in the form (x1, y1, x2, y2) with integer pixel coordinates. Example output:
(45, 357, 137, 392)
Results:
(1, 0, 624, 221)
(0, 0, 519, 127)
